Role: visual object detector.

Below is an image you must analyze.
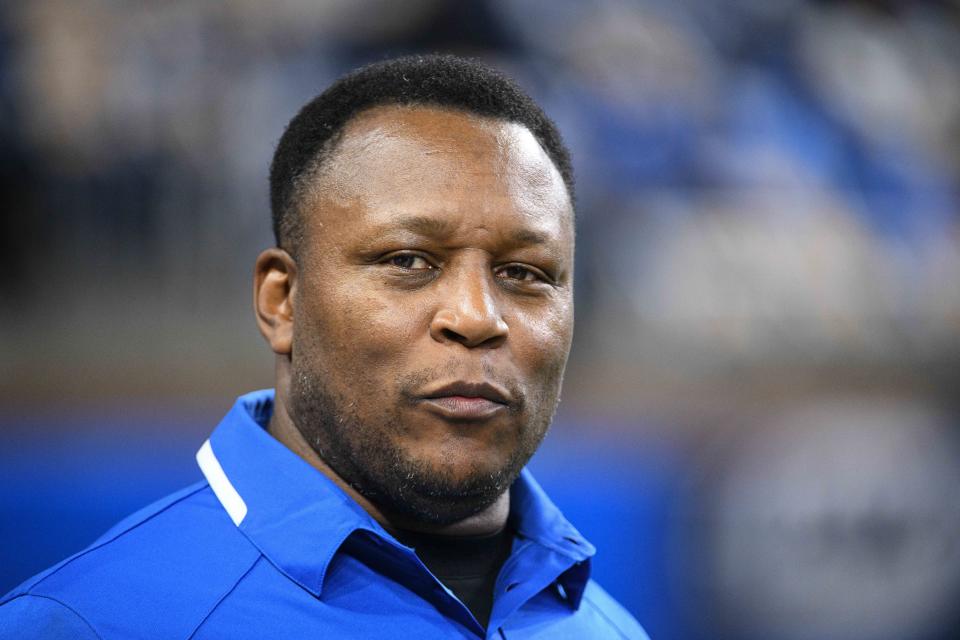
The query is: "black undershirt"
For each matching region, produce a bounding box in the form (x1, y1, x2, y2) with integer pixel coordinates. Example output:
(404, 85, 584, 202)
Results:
(394, 526, 514, 629)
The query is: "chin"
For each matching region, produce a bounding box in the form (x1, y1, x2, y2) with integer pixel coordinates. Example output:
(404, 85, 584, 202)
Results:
(362, 450, 520, 525)
(385, 484, 504, 526)
(419, 449, 508, 479)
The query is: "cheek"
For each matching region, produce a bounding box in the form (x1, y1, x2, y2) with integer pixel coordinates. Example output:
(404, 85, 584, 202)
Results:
(296, 284, 425, 372)
(511, 298, 574, 377)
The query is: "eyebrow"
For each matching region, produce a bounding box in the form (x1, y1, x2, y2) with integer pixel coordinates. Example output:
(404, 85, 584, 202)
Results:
(510, 228, 550, 245)
(377, 214, 553, 246)
(392, 215, 457, 237)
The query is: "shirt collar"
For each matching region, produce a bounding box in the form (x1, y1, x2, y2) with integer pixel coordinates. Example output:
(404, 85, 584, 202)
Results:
(511, 468, 595, 561)
(197, 389, 595, 600)
(509, 469, 596, 609)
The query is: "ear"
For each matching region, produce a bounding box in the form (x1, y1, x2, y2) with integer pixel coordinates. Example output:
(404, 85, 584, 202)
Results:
(254, 248, 297, 355)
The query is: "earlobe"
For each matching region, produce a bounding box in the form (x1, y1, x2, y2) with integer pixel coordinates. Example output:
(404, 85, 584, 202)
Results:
(254, 248, 297, 355)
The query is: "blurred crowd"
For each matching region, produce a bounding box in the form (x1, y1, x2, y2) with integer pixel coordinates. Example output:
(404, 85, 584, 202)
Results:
(1, 1, 958, 639)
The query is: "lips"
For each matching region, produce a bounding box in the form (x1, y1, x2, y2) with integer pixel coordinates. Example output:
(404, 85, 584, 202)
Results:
(415, 381, 513, 421)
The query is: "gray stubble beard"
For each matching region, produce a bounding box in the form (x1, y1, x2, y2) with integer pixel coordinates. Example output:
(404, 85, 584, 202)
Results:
(287, 363, 557, 526)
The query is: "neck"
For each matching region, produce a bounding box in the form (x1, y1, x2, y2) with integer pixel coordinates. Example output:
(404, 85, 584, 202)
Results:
(267, 387, 510, 538)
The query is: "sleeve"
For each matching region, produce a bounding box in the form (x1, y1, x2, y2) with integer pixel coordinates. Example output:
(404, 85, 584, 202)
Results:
(0, 595, 101, 640)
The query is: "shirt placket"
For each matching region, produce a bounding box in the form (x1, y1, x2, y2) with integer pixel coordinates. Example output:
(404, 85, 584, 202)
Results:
(487, 538, 583, 639)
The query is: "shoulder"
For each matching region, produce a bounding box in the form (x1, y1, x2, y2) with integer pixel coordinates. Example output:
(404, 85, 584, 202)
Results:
(0, 595, 101, 640)
(1, 482, 262, 640)
(580, 580, 650, 640)
(0, 594, 100, 640)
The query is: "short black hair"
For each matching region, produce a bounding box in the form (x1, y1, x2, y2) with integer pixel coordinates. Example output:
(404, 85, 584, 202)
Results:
(269, 53, 574, 255)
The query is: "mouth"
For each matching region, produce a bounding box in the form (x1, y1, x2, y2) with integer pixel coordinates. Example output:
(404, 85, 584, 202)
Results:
(415, 381, 513, 421)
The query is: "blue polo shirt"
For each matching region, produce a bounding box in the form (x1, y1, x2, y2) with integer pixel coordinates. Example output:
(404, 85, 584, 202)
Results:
(0, 390, 648, 639)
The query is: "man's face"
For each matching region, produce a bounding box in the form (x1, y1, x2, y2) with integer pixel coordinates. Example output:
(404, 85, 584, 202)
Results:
(286, 105, 574, 525)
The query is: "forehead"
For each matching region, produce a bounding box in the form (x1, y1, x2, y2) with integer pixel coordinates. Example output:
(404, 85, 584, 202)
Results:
(302, 104, 573, 243)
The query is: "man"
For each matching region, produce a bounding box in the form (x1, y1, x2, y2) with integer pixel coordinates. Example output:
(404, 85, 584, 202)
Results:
(0, 54, 648, 639)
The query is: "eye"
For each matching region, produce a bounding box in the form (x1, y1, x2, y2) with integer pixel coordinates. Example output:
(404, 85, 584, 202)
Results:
(383, 252, 434, 271)
(496, 264, 546, 283)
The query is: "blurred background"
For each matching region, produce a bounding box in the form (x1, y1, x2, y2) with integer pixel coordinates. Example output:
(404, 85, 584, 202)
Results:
(1, 1, 959, 638)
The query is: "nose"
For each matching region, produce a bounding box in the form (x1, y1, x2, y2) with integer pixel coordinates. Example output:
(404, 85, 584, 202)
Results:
(429, 266, 508, 349)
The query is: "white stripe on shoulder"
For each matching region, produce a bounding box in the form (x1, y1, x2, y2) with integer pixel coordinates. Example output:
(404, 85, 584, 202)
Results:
(196, 439, 248, 526)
